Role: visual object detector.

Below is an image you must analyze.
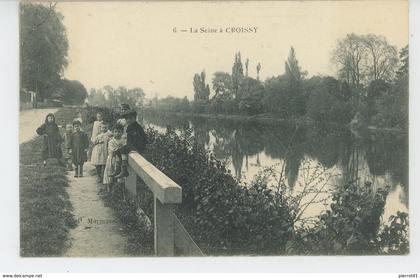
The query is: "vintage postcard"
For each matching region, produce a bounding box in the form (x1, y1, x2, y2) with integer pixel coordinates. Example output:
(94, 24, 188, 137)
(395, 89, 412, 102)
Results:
(19, 0, 408, 257)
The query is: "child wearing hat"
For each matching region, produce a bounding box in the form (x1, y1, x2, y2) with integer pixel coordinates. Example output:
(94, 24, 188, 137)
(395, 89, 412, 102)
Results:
(113, 109, 147, 178)
(69, 120, 89, 177)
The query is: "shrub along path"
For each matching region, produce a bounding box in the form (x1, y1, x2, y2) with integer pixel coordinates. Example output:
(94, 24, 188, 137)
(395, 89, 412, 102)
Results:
(64, 162, 128, 257)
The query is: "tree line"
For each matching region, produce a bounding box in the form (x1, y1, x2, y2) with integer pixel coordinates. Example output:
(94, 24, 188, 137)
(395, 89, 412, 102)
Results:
(152, 34, 408, 129)
(20, 3, 88, 105)
(87, 86, 145, 110)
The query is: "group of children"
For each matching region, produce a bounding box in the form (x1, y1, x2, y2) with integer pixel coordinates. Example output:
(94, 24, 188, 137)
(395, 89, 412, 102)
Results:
(37, 105, 147, 190)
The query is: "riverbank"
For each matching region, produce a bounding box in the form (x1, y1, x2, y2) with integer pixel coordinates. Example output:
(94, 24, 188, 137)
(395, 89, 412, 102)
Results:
(20, 108, 77, 256)
(143, 109, 405, 133)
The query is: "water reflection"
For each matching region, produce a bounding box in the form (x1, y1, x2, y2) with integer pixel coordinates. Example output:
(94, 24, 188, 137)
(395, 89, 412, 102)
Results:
(143, 112, 409, 219)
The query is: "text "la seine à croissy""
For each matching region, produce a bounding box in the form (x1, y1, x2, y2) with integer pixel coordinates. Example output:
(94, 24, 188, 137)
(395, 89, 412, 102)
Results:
(173, 26, 258, 34)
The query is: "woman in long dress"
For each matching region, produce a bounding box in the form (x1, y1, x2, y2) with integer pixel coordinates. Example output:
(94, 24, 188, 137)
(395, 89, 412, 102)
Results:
(36, 113, 64, 167)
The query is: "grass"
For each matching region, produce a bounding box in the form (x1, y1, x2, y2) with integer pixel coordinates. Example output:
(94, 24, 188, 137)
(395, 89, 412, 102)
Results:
(20, 108, 77, 256)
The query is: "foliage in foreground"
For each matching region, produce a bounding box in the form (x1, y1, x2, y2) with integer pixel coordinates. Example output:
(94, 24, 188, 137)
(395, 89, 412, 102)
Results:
(289, 184, 409, 255)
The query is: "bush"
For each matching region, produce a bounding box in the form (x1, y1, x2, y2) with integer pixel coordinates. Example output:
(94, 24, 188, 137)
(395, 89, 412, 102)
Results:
(288, 183, 409, 255)
(144, 127, 294, 255)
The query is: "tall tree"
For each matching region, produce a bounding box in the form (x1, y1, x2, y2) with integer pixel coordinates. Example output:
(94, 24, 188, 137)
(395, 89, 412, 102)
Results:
(362, 34, 398, 82)
(396, 45, 408, 80)
(256, 62, 261, 81)
(285, 46, 303, 84)
(332, 33, 398, 87)
(331, 33, 365, 89)
(193, 70, 210, 101)
(231, 52, 244, 99)
(20, 3, 68, 100)
(245, 58, 250, 77)
(284, 47, 306, 116)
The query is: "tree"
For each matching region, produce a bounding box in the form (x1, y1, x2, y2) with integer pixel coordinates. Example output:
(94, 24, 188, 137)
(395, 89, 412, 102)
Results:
(396, 45, 408, 80)
(256, 62, 261, 81)
(371, 46, 409, 129)
(20, 3, 68, 100)
(231, 52, 244, 99)
(306, 76, 353, 123)
(285, 47, 303, 85)
(263, 76, 293, 118)
(212, 72, 233, 100)
(332, 33, 399, 87)
(193, 70, 210, 101)
(117, 86, 146, 109)
(331, 33, 365, 90)
(87, 88, 107, 107)
(238, 77, 264, 115)
(245, 58, 250, 77)
(59, 79, 88, 105)
(284, 47, 307, 116)
(362, 34, 398, 82)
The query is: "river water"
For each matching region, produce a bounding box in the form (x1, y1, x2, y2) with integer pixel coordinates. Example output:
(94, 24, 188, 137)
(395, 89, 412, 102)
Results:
(142, 112, 408, 224)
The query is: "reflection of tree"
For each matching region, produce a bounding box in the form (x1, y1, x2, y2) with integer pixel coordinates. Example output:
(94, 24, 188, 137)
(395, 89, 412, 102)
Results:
(363, 130, 408, 204)
(231, 131, 244, 180)
(144, 112, 408, 195)
(305, 125, 345, 169)
(285, 151, 302, 188)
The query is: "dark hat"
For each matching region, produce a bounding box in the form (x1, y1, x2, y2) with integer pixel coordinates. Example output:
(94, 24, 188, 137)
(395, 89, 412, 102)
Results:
(73, 120, 82, 126)
(121, 109, 137, 119)
(120, 103, 130, 110)
(113, 123, 124, 132)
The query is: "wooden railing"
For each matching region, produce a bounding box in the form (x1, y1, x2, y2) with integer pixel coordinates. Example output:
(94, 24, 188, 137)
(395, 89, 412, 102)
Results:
(125, 152, 204, 256)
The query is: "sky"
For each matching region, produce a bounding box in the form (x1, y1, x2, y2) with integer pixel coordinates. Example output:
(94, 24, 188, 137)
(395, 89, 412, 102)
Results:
(57, 1, 408, 100)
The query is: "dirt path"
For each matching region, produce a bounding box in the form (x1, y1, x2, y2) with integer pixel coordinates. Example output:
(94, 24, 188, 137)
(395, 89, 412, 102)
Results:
(19, 108, 58, 144)
(64, 162, 128, 257)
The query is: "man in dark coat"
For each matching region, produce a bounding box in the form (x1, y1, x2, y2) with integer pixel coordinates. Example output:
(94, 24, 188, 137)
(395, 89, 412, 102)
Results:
(114, 109, 147, 178)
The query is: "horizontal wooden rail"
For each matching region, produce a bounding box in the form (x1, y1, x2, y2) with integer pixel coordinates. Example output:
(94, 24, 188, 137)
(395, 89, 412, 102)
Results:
(126, 152, 203, 256)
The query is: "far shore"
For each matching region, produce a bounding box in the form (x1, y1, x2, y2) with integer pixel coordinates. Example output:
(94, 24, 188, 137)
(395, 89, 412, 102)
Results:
(143, 109, 406, 134)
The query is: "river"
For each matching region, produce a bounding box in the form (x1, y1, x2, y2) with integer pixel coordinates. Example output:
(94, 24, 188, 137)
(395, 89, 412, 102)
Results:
(142, 112, 409, 224)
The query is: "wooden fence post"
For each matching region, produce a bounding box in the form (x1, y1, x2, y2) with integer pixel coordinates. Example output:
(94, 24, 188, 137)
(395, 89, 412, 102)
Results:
(125, 166, 137, 196)
(154, 197, 175, 256)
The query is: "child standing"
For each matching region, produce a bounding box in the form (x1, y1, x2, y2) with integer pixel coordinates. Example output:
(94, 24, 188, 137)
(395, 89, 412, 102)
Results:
(70, 120, 89, 178)
(89, 111, 104, 160)
(103, 124, 125, 191)
(91, 122, 112, 183)
(63, 124, 74, 171)
(36, 113, 64, 167)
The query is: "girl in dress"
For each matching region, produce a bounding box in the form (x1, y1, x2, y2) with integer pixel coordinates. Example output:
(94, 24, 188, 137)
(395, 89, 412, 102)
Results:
(91, 122, 112, 183)
(36, 113, 64, 167)
(89, 111, 104, 161)
(103, 124, 125, 192)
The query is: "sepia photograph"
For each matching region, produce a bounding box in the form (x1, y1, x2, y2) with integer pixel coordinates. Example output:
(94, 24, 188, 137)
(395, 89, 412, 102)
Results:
(18, 0, 409, 258)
